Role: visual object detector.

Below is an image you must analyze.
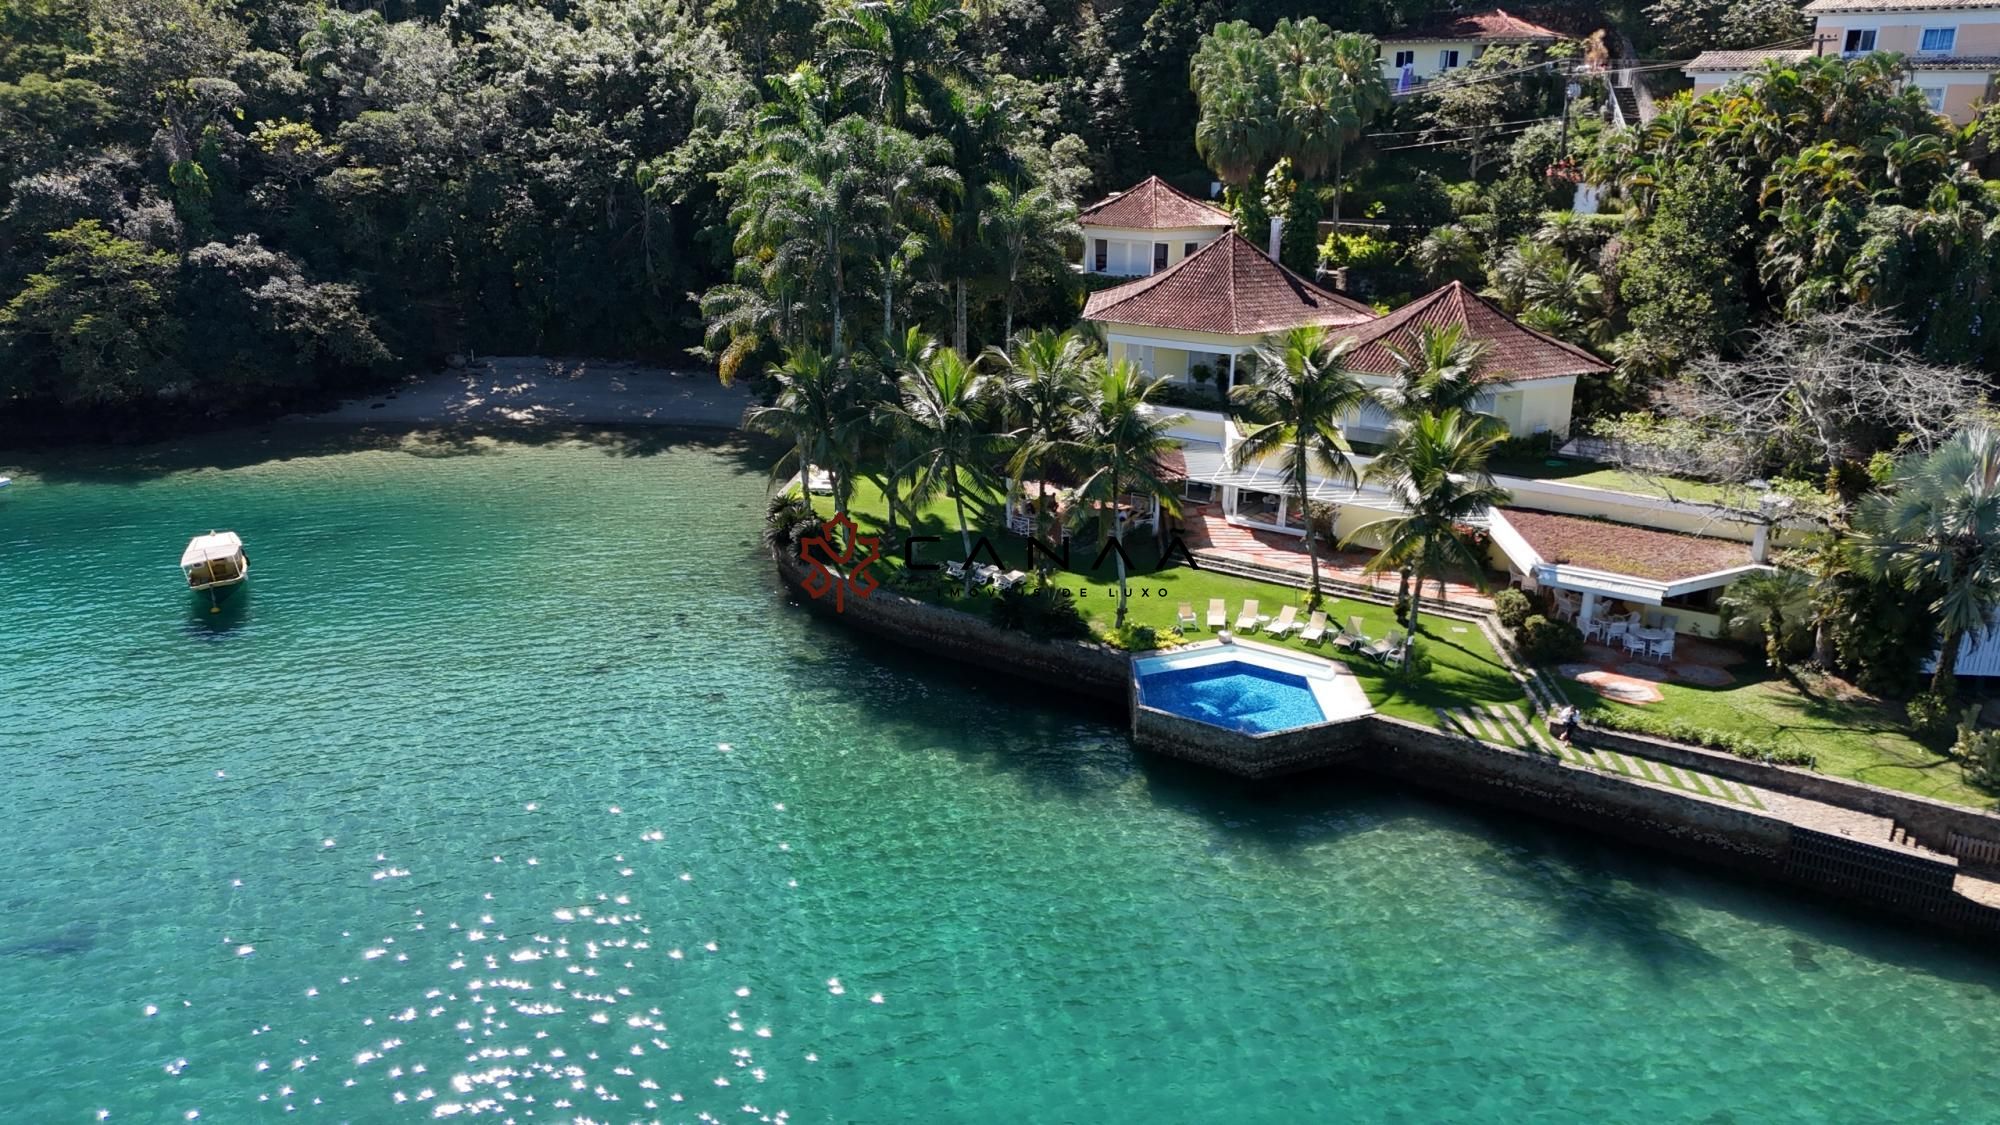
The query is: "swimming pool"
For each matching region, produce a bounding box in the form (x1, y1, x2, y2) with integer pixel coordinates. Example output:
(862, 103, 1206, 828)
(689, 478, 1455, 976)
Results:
(1138, 660, 1328, 733)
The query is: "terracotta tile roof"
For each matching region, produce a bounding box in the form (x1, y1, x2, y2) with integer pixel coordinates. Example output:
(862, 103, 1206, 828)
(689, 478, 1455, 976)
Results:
(1383, 8, 1564, 42)
(1336, 281, 1611, 383)
(1502, 508, 1755, 582)
(1079, 176, 1234, 231)
(1082, 233, 1376, 336)
(1910, 55, 2000, 69)
(1686, 48, 1812, 70)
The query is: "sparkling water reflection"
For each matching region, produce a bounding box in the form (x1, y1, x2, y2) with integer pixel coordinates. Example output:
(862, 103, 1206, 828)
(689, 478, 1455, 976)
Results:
(1, 432, 1997, 1123)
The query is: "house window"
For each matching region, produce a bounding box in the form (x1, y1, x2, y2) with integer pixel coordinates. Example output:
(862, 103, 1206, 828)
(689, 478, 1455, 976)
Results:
(1393, 50, 1415, 69)
(1439, 49, 1461, 69)
(1842, 29, 1876, 55)
(1183, 241, 1198, 259)
(1129, 344, 1156, 376)
(1921, 86, 1947, 112)
(1153, 243, 1169, 273)
(1920, 27, 1955, 52)
(1092, 239, 1106, 272)
(1184, 481, 1215, 504)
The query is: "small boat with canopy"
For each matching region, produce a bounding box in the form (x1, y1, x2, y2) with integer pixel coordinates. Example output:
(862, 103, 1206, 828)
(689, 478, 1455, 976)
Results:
(181, 531, 249, 610)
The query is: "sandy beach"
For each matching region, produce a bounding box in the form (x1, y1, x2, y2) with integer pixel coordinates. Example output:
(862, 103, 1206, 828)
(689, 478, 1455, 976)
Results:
(301, 356, 754, 429)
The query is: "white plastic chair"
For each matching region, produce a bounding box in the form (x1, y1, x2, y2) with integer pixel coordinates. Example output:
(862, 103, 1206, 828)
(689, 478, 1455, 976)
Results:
(1605, 619, 1628, 644)
(1649, 635, 1676, 663)
(1623, 631, 1649, 658)
(1582, 616, 1604, 642)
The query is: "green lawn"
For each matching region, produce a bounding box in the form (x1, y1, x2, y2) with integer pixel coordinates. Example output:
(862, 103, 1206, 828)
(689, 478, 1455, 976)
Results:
(1489, 456, 1740, 507)
(816, 476, 1529, 726)
(1556, 670, 1994, 810)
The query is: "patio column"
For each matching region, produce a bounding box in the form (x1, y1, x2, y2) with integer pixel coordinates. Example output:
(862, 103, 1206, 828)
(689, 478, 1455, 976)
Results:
(1226, 352, 1237, 393)
(1579, 591, 1600, 624)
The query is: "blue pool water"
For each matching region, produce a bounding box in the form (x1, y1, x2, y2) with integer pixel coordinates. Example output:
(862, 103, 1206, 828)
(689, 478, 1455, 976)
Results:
(1139, 661, 1327, 733)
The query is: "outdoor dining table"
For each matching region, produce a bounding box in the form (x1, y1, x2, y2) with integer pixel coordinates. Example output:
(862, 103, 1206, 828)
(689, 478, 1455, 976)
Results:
(1631, 626, 1672, 644)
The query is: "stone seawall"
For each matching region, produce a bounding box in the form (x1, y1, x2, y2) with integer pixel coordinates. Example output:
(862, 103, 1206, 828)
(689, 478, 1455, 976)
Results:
(1131, 705, 1370, 778)
(774, 550, 1129, 705)
(1576, 725, 2000, 864)
(1364, 715, 1793, 870)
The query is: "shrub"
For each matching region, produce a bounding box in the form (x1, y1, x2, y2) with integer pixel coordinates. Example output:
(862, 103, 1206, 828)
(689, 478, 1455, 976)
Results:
(1493, 588, 1534, 630)
(1517, 614, 1584, 665)
(991, 576, 1091, 640)
(1582, 707, 1819, 769)
(1906, 690, 1957, 743)
(1116, 623, 1160, 651)
(1959, 727, 2000, 790)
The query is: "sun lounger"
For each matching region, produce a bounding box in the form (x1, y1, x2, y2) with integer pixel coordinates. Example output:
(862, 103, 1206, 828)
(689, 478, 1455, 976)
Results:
(996, 569, 1028, 591)
(944, 561, 965, 581)
(1177, 602, 1198, 630)
(1206, 599, 1226, 628)
(1299, 610, 1329, 644)
(1235, 599, 1260, 632)
(1362, 627, 1405, 663)
(805, 465, 835, 494)
(1268, 605, 1298, 636)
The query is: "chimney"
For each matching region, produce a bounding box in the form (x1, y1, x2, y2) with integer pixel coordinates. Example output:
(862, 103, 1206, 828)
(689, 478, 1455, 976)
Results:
(1267, 216, 1284, 258)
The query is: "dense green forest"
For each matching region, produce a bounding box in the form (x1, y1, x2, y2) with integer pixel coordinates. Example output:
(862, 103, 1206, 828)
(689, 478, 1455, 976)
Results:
(3, 0, 1999, 442)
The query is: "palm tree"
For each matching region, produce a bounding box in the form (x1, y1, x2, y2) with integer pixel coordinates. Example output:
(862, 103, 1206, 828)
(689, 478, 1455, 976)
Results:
(1231, 326, 1372, 605)
(1352, 409, 1510, 665)
(1190, 21, 1282, 190)
(1855, 426, 2000, 697)
(1376, 325, 1497, 421)
(989, 328, 1090, 560)
(889, 345, 996, 593)
(851, 121, 958, 341)
(817, 0, 973, 128)
(981, 179, 1079, 345)
(1720, 568, 1811, 673)
(745, 346, 863, 517)
(1323, 31, 1390, 228)
(1061, 359, 1187, 629)
(860, 327, 937, 538)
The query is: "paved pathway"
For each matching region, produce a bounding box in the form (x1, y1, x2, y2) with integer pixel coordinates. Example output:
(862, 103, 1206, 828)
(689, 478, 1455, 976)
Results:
(1182, 506, 1494, 609)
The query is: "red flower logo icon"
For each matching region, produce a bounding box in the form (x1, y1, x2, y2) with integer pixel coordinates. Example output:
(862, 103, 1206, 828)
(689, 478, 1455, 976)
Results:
(799, 512, 881, 613)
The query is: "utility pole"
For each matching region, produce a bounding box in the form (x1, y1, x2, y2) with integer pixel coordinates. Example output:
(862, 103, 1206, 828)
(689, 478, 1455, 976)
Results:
(1557, 55, 1579, 160)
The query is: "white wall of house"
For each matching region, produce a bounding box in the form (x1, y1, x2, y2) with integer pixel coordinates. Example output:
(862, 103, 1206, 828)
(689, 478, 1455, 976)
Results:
(1081, 225, 1230, 276)
(1380, 40, 1486, 83)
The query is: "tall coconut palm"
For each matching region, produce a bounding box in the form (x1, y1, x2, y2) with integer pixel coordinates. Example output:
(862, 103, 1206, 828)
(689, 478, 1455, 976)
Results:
(989, 328, 1091, 560)
(1231, 326, 1372, 605)
(889, 345, 996, 593)
(817, 0, 973, 128)
(1720, 568, 1811, 673)
(981, 178, 1079, 345)
(1376, 325, 1498, 422)
(1324, 31, 1391, 228)
(1061, 359, 1187, 629)
(1855, 425, 2000, 697)
(1352, 408, 1510, 665)
(850, 121, 958, 341)
(745, 346, 864, 517)
(861, 327, 938, 537)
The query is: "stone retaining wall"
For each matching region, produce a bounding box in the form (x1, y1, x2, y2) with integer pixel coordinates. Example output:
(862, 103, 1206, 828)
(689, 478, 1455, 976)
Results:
(1577, 724, 2000, 863)
(1363, 715, 1793, 870)
(1131, 705, 1370, 778)
(774, 550, 1129, 704)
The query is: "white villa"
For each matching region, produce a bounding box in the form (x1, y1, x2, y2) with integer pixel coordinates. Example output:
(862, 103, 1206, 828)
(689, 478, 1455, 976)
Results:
(1686, 0, 2000, 122)
(1073, 178, 1781, 640)
(1380, 8, 1565, 91)
(1078, 175, 1236, 277)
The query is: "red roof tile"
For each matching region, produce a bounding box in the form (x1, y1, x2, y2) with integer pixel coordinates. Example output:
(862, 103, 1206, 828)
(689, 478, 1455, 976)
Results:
(1502, 508, 1754, 582)
(1082, 233, 1377, 336)
(1079, 176, 1234, 230)
(1337, 281, 1611, 383)
(1384, 8, 1564, 41)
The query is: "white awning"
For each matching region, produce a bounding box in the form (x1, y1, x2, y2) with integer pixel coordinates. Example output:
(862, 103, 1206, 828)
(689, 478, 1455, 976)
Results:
(181, 531, 243, 568)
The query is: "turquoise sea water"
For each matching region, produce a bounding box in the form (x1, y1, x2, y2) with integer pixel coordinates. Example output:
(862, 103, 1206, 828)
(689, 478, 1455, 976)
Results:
(3, 430, 2000, 1124)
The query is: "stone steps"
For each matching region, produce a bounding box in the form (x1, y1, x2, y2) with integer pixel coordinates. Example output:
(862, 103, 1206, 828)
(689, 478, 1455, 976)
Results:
(1435, 706, 1765, 809)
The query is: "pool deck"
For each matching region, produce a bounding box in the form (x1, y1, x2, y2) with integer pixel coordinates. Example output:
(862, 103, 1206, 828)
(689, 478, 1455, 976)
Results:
(1136, 638, 1374, 728)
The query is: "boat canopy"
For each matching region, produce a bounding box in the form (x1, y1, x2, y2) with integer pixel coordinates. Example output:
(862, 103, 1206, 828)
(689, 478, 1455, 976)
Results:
(181, 531, 245, 569)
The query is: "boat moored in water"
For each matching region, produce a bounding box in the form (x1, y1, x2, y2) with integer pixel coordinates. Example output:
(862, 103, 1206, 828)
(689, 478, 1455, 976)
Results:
(182, 532, 249, 598)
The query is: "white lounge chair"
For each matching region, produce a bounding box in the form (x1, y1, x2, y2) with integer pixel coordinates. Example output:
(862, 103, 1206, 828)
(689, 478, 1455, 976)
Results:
(995, 569, 1028, 591)
(1206, 599, 1227, 629)
(1235, 599, 1261, 632)
(1177, 602, 1198, 630)
(944, 560, 965, 581)
(805, 465, 835, 495)
(1363, 628, 1406, 663)
(1269, 605, 1298, 636)
(1299, 611, 1329, 645)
